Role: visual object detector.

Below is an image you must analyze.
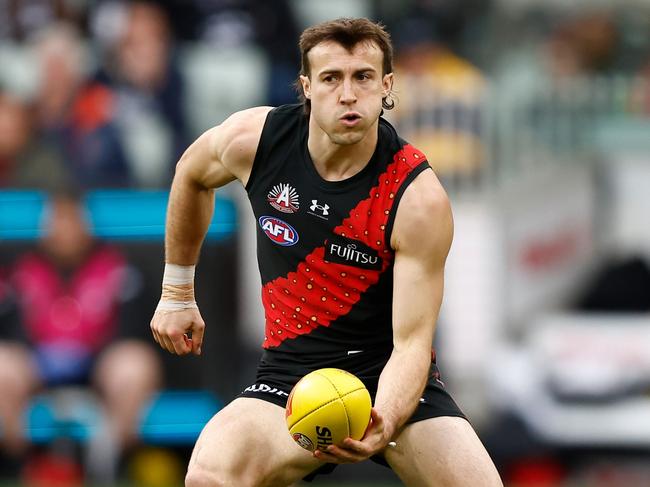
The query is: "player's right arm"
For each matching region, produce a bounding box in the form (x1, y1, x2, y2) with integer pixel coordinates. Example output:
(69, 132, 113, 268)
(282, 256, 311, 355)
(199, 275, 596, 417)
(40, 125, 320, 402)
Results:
(150, 106, 272, 356)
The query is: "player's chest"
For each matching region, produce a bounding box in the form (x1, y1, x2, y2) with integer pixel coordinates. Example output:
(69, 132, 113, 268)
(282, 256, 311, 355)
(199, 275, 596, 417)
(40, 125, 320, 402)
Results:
(252, 176, 396, 270)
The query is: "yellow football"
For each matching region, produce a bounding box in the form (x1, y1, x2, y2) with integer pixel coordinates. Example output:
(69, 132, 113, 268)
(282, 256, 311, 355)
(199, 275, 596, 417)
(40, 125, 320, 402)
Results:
(285, 368, 372, 452)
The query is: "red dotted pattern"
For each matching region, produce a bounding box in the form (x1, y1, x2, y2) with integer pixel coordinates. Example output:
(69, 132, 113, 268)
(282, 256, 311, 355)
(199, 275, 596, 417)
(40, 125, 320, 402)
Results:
(262, 145, 426, 348)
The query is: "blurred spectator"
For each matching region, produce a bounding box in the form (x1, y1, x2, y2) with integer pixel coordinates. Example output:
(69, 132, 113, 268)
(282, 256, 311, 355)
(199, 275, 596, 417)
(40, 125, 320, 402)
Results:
(95, 1, 188, 188)
(495, 12, 619, 96)
(533, 13, 619, 81)
(171, 0, 298, 105)
(32, 23, 132, 188)
(249, 0, 301, 106)
(564, 13, 619, 76)
(0, 88, 70, 190)
(493, 12, 619, 155)
(0, 0, 87, 41)
(387, 16, 486, 179)
(154, 0, 300, 106)
(629, 57, 650, 114)
(0, 191, 162, 471)
(0, 269, 37, 460)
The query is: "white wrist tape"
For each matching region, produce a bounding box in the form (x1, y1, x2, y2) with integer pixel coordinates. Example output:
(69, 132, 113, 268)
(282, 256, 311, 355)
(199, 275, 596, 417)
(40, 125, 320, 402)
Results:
(156, 299, 198, 311)
(162, 263, 196, 285)
(156, 264, 198, 311)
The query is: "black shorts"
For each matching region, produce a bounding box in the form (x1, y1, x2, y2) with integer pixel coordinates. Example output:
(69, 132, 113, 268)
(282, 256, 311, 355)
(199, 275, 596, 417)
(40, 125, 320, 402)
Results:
(238, 348, 467, 480)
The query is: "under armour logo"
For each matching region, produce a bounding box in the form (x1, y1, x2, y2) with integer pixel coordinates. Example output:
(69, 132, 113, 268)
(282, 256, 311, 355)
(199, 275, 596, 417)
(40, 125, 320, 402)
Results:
(310, 200, 329, 216)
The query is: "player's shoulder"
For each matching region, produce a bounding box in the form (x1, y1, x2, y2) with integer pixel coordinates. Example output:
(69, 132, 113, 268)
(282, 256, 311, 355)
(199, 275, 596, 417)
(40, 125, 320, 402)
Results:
(219, 106, 275, 134)
(402, 169, 450, 221)
(266, 103, 304, 116)
(209, 106, 273, 157)
(378, 116, 449, 220)
(215, 104, 304, 143)
(391, 168, 452, 252)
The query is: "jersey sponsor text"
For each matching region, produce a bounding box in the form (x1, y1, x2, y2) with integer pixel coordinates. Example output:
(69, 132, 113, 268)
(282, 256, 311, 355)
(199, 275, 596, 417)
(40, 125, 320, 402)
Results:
(324, 236, 382, 270)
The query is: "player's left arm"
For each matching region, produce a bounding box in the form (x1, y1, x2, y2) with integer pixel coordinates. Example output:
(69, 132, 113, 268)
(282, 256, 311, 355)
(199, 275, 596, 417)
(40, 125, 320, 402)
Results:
(316, 168, 453, 463)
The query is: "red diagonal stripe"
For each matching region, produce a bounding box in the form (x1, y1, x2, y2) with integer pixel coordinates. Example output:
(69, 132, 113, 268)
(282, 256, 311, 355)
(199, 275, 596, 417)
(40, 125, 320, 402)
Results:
(262, 145, 426, 348)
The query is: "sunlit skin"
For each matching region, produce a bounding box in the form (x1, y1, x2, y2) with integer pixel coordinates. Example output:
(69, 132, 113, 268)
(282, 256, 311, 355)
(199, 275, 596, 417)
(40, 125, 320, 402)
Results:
(300, 41, 393, 181)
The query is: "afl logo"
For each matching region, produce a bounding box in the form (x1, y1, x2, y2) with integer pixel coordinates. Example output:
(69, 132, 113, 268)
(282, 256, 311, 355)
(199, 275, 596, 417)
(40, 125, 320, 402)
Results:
(259, 216, 299, 246)
(292, 433, 314, 452)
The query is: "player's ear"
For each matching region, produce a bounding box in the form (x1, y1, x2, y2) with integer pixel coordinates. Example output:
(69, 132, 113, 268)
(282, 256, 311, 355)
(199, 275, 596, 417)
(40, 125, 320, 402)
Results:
(382, 73, 393, 97)
(300, 75, 312, 100)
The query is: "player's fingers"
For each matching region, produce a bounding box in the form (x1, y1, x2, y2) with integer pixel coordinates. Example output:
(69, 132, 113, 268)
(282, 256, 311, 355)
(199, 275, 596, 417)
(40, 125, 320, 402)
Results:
(150, 312, 177, 351)
(154, 332, 166, 351)
(170, 332, 191, 355)
(313, 449, 347, 464)
(341, 438, 365, 451)
(183, 334, 197, 355)
(325, 444, 361, 461)
(160, 335, 177, 354)
(369, 407, 383, 426)
(151, 326, 165, 349)
(190, 320, 205, 355)
(316, 446, 361, 464)
(340, 438, 374, 460)
(361, 408, 383, 440)
(150, 326, 161, 346)
(150, 316, 162, 345)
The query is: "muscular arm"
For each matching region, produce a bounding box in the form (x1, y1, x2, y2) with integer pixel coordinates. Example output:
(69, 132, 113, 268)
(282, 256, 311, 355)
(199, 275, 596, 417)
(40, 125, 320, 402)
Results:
(318, 168, 453, 463)
(166, 106, 272, 264)
(376, 168, 453, 437)
(151, 106, 271, 355)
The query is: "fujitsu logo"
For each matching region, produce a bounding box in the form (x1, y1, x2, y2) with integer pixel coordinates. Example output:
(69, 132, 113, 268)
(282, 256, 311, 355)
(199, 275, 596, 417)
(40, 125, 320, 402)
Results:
(324, 236, 382, 270)
(330, 243, 379, 265)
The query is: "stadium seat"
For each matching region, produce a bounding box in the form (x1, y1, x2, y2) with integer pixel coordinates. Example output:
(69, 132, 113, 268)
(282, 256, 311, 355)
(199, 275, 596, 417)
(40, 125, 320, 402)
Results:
(139, 391, 223, 445)
(23, 389, 222, 446)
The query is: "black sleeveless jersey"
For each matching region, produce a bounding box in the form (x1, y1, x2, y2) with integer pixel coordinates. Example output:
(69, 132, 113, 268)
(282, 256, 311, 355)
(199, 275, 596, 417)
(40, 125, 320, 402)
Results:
(245, 104, 430, 361)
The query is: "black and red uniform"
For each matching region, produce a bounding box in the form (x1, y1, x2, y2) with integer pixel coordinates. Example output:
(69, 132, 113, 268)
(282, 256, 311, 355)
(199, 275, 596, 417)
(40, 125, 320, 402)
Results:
(240, 104, 464, 429)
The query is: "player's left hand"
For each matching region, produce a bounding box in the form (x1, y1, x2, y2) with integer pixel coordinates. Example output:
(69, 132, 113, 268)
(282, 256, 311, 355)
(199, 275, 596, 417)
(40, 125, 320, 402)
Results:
(312, 408, 394, 464)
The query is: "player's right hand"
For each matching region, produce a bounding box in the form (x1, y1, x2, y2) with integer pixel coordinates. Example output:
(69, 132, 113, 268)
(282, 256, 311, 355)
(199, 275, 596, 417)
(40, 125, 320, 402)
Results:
(150, 307, 205, 356)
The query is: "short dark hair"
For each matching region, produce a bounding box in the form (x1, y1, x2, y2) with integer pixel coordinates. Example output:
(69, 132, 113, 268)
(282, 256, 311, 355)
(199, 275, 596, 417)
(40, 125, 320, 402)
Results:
(294, 17, 394, 114)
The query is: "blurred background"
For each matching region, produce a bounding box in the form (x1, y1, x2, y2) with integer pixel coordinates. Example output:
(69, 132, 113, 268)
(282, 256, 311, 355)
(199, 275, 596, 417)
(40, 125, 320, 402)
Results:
(1, 0, 650, 486)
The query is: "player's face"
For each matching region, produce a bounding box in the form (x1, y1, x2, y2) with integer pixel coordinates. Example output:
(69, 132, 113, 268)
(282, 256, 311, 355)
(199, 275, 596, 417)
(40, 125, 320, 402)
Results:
(301, 41, 393, 146)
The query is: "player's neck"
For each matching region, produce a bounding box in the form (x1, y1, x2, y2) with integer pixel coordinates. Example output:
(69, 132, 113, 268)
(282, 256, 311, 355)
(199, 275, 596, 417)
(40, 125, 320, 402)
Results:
(307, 120, 378, 182)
